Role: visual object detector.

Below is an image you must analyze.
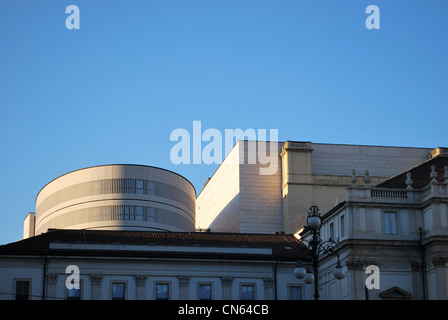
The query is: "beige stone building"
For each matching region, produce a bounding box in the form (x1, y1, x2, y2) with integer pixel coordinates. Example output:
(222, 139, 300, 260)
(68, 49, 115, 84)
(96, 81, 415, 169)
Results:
(24, 164, 197, 238)
(196, 140, 433, 235)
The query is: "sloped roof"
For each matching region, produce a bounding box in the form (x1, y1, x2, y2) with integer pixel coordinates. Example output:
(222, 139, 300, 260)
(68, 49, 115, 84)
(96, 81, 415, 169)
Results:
(0, 229, 308, 262)
(376, 154, 448, 190)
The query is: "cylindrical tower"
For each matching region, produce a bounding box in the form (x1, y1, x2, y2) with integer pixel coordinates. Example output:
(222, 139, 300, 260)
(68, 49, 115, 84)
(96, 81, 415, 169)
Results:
(35, 164, 196, 235)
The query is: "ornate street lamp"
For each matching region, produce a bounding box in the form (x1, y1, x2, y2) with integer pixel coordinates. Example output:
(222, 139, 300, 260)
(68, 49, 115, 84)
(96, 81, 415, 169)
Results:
(294, 205, 345, 300)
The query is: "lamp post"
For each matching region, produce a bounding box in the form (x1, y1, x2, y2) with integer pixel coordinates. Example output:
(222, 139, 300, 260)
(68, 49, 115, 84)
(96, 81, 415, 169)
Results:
(294, 205, 345, 300)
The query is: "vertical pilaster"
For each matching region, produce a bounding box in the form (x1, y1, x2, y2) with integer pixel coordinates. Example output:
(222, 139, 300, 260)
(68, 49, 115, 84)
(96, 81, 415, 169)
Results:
(263, 278, 274, 300)
(221, 277, 233, 300)
(135, 275, 147, 300)
(432, 257, 447, 300)
(346, 260, 366, 300)
(91, 274, 103, 300)
(179, 276, 190, 300)
(46, 273, 58, 300)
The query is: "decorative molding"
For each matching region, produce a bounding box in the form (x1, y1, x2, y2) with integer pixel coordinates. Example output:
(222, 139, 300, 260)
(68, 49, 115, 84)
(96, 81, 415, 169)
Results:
(378, 262, 410, 271)
(363, 170, 371, 187)
(380, 286, 412, 300)
(263, 278, 274, 288)
(46, 273, 58, 285)
(178, 275, 190, 287)
(90, 274, 103, 285)
(410, 262, 421, 271)
(430, 165, 438, 183)
(351, 169, 358, 188)
(135, 275, 147, 286)
(221, 276, 233, 287)
(406, 172, 413, 190)
(346, 259, 364, 271)
(431, 257, 447, 268)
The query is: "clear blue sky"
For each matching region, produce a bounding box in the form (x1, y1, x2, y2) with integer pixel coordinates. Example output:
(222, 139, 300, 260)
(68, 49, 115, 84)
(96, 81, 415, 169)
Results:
(0, 0, 447, 244)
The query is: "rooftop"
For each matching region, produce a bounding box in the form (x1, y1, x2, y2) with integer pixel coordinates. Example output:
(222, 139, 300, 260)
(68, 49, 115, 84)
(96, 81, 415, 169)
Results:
(376, 154, 448, 190)
(0, 229, 307, 262)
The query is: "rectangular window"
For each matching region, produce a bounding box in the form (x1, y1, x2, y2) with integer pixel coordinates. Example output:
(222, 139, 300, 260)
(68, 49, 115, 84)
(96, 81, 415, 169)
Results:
(102, 206, 112, 221)
(289, 286, 302, 300)
(103, 179, 112, 194)
(136, 179, 144, 194)
(15, 280, 30, 300)
(384, 212, 397, 234)
(124, 206, 131, 220)
(147, 208, 155, 222)
(241, 284, 254, 300)
(126, 179, 135, 194)
(130, 206, 135, 220)
(340, 215, 345, 238)
(112, 282, 126, 300)
(118, 179, 126, 193)
(93, 181, 102, 195)
(67, 285, 81, 300)
(156, 283, 169, 300)
(199, 284, 212, 300)
(93, 207, 101, 221)
(135, 206, 144, 221)
(146, 181, 156, 195)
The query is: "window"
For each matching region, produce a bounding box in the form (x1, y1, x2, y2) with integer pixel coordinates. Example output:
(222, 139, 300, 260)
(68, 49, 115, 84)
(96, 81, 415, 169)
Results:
(329, 222, 334, 241)
(199, 284, 212, 300)
(146, 181, 156, 195)
(384, 212, 397, 234)
(135, 206, 144, 221)
(103, 179, 112, 194)
(15, 280, 30, 300)
(93, 207, 101, 221)
(340, 215, 345, 238)
(289, 286, 302, 300)
(93, 181, 102, 195)
(241, 284, 255, 300)
(125, 179, 135, 194)
(147, 208, 155, 222)
(124, 206, 131, 220)
(136, 180, 144, 194)
(67, 284, 81, 300)
(101, 206, 111, 221)
(112, 282, 126, 300)
(156, 283, 169, 300)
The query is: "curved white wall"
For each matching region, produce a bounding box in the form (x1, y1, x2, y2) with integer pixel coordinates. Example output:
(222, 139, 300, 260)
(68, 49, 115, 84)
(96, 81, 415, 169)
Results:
(35, 165, 196, 234)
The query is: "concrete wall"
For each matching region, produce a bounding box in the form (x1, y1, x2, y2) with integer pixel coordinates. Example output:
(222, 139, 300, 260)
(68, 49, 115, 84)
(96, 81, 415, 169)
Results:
(34, 165, 196, 235)
(196, 142, 241, 232)
(282, 141, 432, 234)
(239, 141, 283, 233)
(196, 141, 283, 233)
(197, 140, 431, 234)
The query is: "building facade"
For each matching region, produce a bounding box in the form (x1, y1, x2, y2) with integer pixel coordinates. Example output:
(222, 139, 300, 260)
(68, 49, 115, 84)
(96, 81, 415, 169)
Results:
(0, 230, 310, 300)
(300, 152, 448, 300)
(196, 140, 433, 234)
(26, 164, 196, 237)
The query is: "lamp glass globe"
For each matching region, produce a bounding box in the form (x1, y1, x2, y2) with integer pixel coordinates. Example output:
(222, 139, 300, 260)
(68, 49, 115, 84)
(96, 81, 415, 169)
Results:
(333, 264, 345, 280)
(304, 272, 314, 284)
(294, 266, 307, 279)
(308, 215, 321, 229)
